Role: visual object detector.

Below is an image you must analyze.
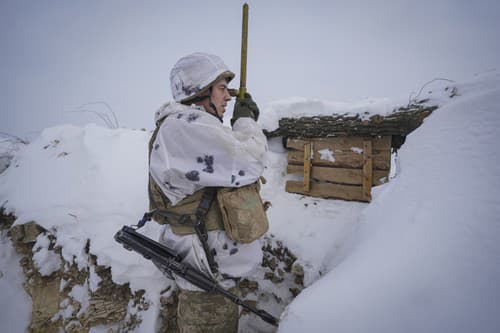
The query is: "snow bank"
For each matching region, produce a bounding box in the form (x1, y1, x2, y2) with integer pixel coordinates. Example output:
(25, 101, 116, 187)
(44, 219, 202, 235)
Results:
(0, 124, 168, 294)
(259, 97, 397, 132)
(258, 77, 457, 133)
(278, 72, 500, 333)
(0, 231, 31, 331)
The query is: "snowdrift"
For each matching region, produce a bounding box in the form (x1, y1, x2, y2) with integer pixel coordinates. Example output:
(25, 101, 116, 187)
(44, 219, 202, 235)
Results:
(278, 72, 500, 333)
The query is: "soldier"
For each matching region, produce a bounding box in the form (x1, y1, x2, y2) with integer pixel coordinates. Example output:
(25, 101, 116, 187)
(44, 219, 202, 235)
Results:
(148, 52, 268, 332)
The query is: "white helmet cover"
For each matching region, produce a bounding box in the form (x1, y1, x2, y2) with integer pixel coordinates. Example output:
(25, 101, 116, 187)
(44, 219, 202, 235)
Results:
(170, 52, 235, 103)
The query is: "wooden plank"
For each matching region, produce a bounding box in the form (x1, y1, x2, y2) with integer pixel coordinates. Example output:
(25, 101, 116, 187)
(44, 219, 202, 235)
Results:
(362, 140, 373, 201)
(286, 181, 369, 202)
(288, 149, 391, 170)
(287, 136, 391, 152)
(303, 143, 312, 192)
(287, 165, 389, 186)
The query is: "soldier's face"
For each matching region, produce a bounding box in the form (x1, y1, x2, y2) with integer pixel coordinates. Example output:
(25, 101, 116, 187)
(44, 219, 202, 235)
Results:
(209, 79, 232, 117)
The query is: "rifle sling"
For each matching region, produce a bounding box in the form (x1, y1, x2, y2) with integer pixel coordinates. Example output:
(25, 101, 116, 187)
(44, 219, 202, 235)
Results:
(193, 187, 219, 274)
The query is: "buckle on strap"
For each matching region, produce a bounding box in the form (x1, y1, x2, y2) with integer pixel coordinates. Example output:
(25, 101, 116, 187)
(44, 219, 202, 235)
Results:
(196, 187, 217, 218)
(135, 209, 159, 229)
(136, 209, 196, 228)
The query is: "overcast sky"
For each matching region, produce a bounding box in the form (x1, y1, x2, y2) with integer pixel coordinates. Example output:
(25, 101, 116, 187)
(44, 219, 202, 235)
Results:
(1, 0, 499, 137)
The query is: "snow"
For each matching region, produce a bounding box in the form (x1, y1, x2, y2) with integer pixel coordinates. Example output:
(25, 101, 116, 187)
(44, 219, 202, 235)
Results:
(0, 231, 31, 332)
(69, 284, 90, 316)
(318, 149, 335, 163)
(350, 147, 363, 154)
(259, 96, 399, 132)
(0, 124, 170, 330)
(1, 71, 499, 332)
(32, 233, 62, 276)
(88, 265, 102, 293)
(54, 298, 75, 322)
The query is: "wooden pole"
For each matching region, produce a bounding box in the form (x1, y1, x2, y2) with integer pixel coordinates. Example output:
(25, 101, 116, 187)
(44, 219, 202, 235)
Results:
(238, 3, 249, 99)
(362, 140, 373, 202)
(303, 143, 312, 192)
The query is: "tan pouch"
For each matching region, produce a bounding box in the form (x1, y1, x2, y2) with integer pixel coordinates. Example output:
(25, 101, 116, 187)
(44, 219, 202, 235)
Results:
(216, 182, 269, 243)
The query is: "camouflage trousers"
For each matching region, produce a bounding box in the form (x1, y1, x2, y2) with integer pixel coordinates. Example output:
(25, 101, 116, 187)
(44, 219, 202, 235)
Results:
(177, 289, 239, 333)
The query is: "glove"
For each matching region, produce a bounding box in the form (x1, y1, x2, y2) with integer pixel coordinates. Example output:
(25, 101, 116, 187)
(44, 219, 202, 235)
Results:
(231, 92, 260, 126)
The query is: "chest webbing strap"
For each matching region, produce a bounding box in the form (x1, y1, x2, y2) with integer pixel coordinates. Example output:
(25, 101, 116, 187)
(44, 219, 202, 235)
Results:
(193, 187, 219, 274)
(138, 187, 219, 274)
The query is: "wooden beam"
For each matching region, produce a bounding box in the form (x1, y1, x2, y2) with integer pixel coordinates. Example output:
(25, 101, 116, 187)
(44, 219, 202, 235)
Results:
(362, 140, 373, 201)
(303, 143, 312, 192)
(286, 181, 369, 202)
(288, 150, 390, 170)
(287, 136, 391, 152)
(287, 165, 389, 186)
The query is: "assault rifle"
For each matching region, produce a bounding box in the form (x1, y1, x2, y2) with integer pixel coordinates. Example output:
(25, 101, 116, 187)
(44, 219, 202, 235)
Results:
(114, 225, 279, 327)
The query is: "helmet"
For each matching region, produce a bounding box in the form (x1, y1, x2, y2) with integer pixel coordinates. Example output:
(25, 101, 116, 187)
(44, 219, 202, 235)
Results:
(170, 52, 235, 103)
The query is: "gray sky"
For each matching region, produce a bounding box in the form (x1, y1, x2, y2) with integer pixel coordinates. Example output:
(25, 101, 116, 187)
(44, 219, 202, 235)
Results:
(1, 0, 499, 137)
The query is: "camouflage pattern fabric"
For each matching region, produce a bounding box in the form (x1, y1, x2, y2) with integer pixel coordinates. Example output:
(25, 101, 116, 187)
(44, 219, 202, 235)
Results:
(217, 181, 269, 244)
(148, 115, 225, 235)
(177, 289, 238, 333)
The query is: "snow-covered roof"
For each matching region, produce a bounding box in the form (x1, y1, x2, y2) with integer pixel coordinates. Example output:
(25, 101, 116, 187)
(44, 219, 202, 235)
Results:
(264, 103, 438, 139)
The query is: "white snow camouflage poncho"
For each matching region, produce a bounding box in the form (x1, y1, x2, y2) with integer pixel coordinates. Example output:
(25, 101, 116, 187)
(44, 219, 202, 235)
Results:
(150, 102, 267, 205)
(149, 102, 268, 289)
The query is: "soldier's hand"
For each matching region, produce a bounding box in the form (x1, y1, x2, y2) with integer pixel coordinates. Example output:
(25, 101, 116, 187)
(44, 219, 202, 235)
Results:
(231, 93, 260, 126)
